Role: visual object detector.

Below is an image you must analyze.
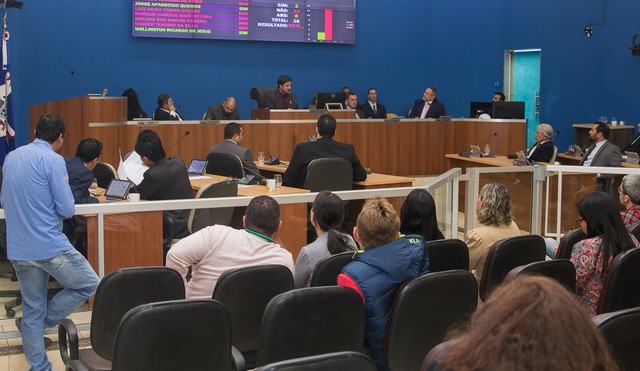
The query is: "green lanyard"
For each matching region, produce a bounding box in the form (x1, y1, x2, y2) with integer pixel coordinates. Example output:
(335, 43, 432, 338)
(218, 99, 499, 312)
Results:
(245, 229, 274, 243)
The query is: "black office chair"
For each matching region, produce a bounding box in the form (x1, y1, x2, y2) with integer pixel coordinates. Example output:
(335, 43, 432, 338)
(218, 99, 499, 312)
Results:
(188, 180, 238, 234)
(206, 152, 245, 179)
(59, 267, 185, 370)
(505, 259, 576, 293)
(309, 251, 354, 287)
(255, 286, 365, 367)
(479, 235, 546, 301)
(383, 270, 478, 371)
(255, 351, 376, 371)
(92, 162, 118, 189)
(303, 157, 353, 192)
(212, 265, 294, 369)
(250, 87, 278, 109)
(555, 229, 587, 260)
(593, 307, 640, 371)
(596, 247, 640, 314)
(630, 223, 640, 241)
(425, 239, 469, 272)
(67, 299, 245, 371)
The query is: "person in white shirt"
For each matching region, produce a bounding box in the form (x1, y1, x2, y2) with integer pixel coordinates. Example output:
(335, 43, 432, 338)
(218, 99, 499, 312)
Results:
(166, 195, 294, 299)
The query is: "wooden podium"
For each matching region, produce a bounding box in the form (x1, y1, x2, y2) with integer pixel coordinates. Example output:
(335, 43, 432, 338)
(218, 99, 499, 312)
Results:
(29, 96, 127, 158)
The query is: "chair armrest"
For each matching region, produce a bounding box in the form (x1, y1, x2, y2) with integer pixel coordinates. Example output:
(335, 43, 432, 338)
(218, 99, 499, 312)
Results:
(231, 346, 246, 371)
(58, 318, 80, 365)
(163, 214, 176, 248)
(66, 359, 90, 371)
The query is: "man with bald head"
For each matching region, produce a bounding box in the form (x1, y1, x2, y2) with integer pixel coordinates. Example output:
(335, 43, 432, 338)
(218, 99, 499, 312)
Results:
(204, 97, 240, 120)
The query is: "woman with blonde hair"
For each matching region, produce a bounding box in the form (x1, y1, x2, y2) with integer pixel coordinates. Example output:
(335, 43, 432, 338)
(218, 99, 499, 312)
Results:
(466, 182, 520, 281)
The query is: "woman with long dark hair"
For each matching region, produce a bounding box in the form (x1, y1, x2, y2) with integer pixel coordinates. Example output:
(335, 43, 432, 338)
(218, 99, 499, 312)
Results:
(400, 188, 444, 241)
(122, 88, 148, 120)
(572, 191, 639, 316)
(294, 191, 357, 288)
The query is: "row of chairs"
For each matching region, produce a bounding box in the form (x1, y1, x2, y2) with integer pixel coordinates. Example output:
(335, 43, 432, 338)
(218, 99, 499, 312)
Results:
(58, 265, 481, 371)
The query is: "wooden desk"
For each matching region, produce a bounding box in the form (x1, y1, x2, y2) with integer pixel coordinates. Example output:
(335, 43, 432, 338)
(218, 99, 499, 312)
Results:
(86, 118, 526, 177)
(446, 154, 596, 234)
(191, 175, 309, 259)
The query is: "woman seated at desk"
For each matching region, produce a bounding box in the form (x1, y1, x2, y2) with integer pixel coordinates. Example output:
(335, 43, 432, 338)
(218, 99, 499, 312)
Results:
(527, 123, 555, 163)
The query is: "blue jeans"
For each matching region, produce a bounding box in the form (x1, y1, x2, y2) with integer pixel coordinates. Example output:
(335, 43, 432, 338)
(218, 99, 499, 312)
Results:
(11, 248, 99, 371)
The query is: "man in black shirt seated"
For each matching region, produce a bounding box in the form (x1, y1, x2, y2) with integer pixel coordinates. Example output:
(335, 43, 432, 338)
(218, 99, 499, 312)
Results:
(153, 93, 184, 121)
(204, 97, 240, 120)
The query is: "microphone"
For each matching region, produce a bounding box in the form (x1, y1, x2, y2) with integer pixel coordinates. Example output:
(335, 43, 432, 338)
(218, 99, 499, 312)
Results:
(554, 130, 561, 135)
(263, 150, 280, 165)
(289, 93, 298, 109)
(177, 105, 195, 120)
(478, 132, 498, 156)
(243, 165, 267, 185)
(165, 130, 190, 153)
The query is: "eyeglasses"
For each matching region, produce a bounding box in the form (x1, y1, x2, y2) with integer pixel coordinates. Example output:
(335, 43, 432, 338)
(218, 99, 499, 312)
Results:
(223, 105, 233, 112)
(619, 186, 625, 194)
(575, 217, 584, 226)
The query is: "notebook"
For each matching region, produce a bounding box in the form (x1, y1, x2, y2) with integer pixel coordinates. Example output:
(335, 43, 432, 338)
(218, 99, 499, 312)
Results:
(104, 179, 132, 202)
(187, 159, 208, 176)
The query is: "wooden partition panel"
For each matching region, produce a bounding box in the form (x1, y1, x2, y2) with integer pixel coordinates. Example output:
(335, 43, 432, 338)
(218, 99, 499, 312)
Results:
(82, 118, 525, 176)
(30, 96, 127, 159)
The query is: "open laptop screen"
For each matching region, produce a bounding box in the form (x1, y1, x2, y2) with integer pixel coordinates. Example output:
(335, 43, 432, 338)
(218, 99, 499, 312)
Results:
(187, 159, 208, 175)
(104, 179, 132, 201)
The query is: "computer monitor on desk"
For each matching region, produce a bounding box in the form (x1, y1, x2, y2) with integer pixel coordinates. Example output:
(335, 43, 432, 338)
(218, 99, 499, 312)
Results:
(470, 102, 493, 118)
(316, 92, 346, 110)
(492, 101, 525, 119)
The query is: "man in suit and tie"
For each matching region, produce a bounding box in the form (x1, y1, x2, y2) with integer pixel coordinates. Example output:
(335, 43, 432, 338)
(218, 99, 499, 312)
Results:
(153, 93, 184, 121)
(622, 123, 640, 154)
(283, 113, 368, 189)
(345, 92, 366, 119)
(579, 121, 622, 193)
(265, 74, 299, 109)
(207, 122, 263, 181)
(358, 88, 387, 119)
(408, 87, 446, 119)
(204, 97, 240, 120)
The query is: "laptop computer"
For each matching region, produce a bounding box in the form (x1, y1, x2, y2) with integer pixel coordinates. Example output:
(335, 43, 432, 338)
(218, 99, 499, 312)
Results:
(187, 159, 208, 177)
(625, 151, 640, 165)
(103, 179, 132, 202)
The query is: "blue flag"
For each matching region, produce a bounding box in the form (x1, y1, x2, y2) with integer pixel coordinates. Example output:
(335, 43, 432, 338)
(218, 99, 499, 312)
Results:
(0, 12, 16, 166)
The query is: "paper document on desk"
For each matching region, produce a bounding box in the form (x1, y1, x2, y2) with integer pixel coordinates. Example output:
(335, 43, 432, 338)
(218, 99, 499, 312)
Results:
(117, 150, 149, 185)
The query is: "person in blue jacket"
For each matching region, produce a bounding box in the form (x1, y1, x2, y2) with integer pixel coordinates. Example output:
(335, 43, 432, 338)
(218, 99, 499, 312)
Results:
(338, 197, 429, 370)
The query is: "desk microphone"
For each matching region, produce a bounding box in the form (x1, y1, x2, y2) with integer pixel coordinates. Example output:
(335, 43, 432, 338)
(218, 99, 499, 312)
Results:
(478, 132, 498, 155)
(166, 130, 190, 153)
(243, 166, 267, 185)
(177, 105, 195, 120)
(263, 150, 280, 165)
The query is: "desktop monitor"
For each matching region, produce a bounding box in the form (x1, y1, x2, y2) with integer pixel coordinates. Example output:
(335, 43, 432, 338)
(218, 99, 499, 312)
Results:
(316, 92, 346, 110)
(492, 101, 525, 119)
(470, 102, 493, 118)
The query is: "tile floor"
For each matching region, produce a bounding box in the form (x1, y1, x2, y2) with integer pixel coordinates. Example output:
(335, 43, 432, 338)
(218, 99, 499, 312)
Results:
(0, 265, 92, 371)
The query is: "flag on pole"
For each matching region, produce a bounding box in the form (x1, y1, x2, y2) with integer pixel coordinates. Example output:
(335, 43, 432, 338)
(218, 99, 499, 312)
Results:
(0, 12, 15, 166)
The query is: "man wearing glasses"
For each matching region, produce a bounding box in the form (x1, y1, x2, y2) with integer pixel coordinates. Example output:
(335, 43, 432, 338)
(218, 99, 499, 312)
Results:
(204, 96, 240, 120)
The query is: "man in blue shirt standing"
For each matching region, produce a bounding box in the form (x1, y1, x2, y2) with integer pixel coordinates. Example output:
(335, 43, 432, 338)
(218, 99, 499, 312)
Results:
(1, 114, 100, 371)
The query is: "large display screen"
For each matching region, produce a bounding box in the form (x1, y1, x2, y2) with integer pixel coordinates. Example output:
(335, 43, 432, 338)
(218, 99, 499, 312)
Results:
(132, 0, 356, 44)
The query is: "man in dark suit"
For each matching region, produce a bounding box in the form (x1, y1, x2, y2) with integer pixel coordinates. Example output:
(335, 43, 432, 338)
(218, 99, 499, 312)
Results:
(358, 88, 387, 118)
(153, 93, 184, 121)
(135, 130, 193, 239)
(345, 92, 366, 119)
(207, 122, 262, 181)
(408, 87, 446, 119)
(63, 138, 106, 256)
(622, 123, 640, 154)
(65, 138, 106, 204)
(204, 97, 240, 120)
(283, 113, 368, 189)
(579, 121, 622, 193)
(265, 74, 299, 109)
